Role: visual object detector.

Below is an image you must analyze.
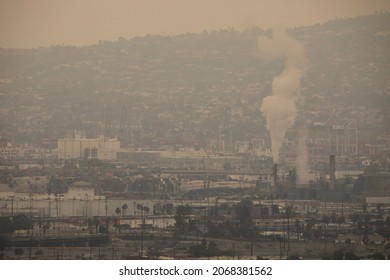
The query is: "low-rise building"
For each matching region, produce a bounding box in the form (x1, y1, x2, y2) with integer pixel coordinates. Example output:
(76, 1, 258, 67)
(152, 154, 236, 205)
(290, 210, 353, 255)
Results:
(58, 132, 120, 160)
(67, 181, 95, 200)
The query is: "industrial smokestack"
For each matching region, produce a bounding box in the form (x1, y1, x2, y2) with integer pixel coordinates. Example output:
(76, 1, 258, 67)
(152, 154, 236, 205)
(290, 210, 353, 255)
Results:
(329, 155, 336, 189)
(272, 163, 278, 188)
(296, 127, 310, 185)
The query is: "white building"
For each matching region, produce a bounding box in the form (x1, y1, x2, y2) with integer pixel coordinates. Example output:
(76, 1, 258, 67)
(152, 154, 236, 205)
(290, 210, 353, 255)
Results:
(0, 143, 56, 160)
(366, 196, 390, 205)
(67, 181, 95, 200)
(0, 145, 23, 159)
(58, 133, 120, 160)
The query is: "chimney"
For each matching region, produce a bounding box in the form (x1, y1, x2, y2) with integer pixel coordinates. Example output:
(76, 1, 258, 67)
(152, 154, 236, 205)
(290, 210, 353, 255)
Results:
(272, 163, 278, 188)
(329, 155, 336, 189)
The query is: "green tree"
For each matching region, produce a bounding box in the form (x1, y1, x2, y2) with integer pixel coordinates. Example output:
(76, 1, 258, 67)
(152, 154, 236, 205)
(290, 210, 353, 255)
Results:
(15, 248, 24, 256)
(153, 203, 162, 215)
(98, 225, 109, 234)
(362, 202, 368, 213)
(93, 216, 100, 233)
(115, 207, 121, 216)
(344, 252, 359, 260)
(332, 250, 344, 260)
(207, 221, 227, 238)
(42, 222, 50, 236)
(294, 219, 303, 240)
(219, 202, 229, 213)
(13, 214, 33, 231)
(322, 215, 331, 225)
(337, 216, 345, 229)
(330, 212, 337, 223)
(223, 162, 232, 171)
(235, 199, 253, 240)
(371, 253, 385, 260)
(350, 212, 360, 225)
(0, 217, 14, 234)
(35, 249, 43, 256)
(147, 247, 162, 260)
(163, 203, 174, 215)
(378, 228, 390, 243)
(174, 205, 192, 236)
(376, 203, 384, 218)
(207, 241, 218, 257)
(0, 236, 10, 256)
(137, 204, 143, 215)
(122, 204, 128, 217)
(303, 218, 316, 240)
(271, 204, 280, 215)
(287, 254, 300, 260)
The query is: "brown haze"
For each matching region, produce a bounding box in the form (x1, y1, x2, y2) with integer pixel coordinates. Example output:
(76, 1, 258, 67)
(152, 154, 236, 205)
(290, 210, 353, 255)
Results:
(0, 0, 389, 48)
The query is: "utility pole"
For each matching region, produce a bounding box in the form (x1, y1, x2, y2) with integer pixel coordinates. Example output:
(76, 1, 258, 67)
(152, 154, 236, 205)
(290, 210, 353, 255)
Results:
(287, 211, 290, 254)
(278, 237, 283, 259)
(11, 195, 14, 217)
(139, 205, 148, 259)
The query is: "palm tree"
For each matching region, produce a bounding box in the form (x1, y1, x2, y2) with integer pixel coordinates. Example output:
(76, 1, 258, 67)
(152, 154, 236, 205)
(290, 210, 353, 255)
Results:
(43, 222, 50, 237)
(133, 204, 150, 259)
(93, 216, 100, 234)
(294, 219, 303, 240)
(137, 204, 143, 215)
(337, 216, 345, 229)
(114, 208, 121, 234)
(122, 204, 128, 217)
(322, 215, 331, 226)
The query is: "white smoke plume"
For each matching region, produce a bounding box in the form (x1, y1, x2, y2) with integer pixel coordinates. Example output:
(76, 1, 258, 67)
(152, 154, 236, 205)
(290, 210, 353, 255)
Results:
(258, 28, 307, 163)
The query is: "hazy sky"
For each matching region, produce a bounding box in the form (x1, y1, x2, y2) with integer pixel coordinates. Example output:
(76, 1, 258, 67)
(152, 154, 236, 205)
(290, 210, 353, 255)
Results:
(0, 0, 389, 48)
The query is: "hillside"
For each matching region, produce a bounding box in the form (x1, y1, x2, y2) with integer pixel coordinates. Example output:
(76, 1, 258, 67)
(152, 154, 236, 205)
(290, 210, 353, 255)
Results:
(0, 12, 389, 146)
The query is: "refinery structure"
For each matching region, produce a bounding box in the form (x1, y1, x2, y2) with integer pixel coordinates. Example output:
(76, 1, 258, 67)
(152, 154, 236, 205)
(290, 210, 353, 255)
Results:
(1, 109, 389, 259)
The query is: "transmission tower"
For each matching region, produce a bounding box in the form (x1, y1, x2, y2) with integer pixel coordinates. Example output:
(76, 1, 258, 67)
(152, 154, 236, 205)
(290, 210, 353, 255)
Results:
(104, 105, 113, 138)
(217, 107, 233, 153)
(118, 106, 129, 147)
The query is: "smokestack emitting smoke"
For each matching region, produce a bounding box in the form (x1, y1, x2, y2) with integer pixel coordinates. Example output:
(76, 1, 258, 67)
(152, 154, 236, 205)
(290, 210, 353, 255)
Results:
(258, 29, 307, 163)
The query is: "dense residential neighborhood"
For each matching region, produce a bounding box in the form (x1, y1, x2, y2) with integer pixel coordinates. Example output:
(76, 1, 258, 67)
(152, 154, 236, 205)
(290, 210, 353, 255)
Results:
(0, 13, 389, 260)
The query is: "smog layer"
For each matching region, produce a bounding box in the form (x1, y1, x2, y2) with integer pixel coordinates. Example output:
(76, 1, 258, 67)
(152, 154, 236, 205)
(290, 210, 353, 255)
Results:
(0, 13, 388, 150)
